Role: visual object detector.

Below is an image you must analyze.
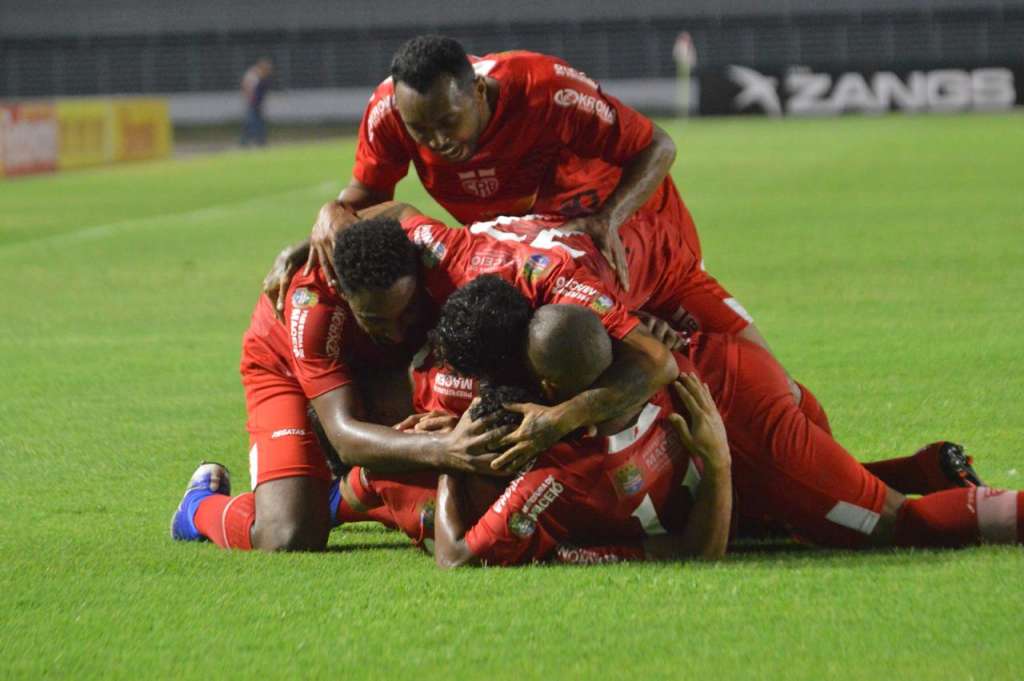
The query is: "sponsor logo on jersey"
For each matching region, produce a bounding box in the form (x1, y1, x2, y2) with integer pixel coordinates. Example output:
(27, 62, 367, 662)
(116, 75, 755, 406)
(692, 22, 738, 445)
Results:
(553, 63, 597, 89)
(290, 307, 310, 359)
(612, 462, 645, 496)
(469, 250, 514, 272)
(553, 88, 617, 125)
(433, 371, 476, 400)
(458, 168, 499, 198)
(325, 307, 346, 358)
(552, 276, 600, 303)
(726, 65, 1017, 115)
(522, 254, 551, 283)
(412, 223, 447, 268)
(291, 287, 318, 309)
(590, 294, 614, 315)
(271, 428, 307, 439)
(499, 473, 564, 537)
(366, 94, 395, 143)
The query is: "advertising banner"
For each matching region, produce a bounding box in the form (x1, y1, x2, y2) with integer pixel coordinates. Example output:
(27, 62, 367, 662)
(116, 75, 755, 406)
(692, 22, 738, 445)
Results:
(113, 98, 172, 162)
(0, 102, 59, 177)
(698, 64, 1023, 116)
(57, 99, 115, 169)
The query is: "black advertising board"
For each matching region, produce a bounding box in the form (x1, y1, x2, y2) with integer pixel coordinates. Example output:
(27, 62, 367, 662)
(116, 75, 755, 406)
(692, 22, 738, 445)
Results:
(698, 64, 1024, 116)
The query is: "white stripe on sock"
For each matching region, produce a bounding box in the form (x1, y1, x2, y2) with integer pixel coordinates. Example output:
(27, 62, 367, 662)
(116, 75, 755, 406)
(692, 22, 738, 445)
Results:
(976, 488, 1018, 544)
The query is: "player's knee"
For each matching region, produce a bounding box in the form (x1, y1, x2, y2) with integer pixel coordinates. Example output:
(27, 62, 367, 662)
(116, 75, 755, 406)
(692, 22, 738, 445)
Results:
(253, 513, 328, 552)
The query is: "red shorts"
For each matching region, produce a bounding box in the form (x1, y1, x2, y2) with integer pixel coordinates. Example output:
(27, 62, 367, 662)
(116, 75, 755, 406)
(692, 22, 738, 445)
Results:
(693, 335, 888, 548)
(241, 361, 331, 488)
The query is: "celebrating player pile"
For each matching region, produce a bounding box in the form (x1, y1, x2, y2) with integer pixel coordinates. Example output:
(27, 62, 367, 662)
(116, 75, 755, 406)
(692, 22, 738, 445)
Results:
(171, 35, 1022, 562)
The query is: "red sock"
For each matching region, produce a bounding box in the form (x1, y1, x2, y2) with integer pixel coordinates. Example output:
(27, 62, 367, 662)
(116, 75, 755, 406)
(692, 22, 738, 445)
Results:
(797, 382, 832, 435)
(893, 487, 1022, 548)
(194, 493, 255, 550)
(864, 442, 957, 495)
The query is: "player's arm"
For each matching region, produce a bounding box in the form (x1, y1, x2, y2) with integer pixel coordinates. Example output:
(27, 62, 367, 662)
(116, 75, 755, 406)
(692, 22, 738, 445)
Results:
(311, 388, 509, 475)
(495, 323, 676, 472)
(653, 374, 732, 561)
(309, 85, 411, 284)
(545, 63, 676, 288)
(433, 473, 479, 569)
(570, 123, 676, 286)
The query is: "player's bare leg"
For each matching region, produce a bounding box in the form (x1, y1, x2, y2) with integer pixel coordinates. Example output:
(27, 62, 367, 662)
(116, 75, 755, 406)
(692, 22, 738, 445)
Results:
(251, 476, 331, 551)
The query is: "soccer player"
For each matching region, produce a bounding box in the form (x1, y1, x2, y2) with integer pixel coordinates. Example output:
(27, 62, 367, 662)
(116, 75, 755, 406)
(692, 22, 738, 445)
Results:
(169, 228, 515, 552)
(433, 281, 1023, 559)
(326, 366, 733, 566)
(268, 36, 805, 409)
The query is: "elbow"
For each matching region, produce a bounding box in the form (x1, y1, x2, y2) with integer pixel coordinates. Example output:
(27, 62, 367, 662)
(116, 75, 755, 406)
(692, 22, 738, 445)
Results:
(652, 124, 677, 167)
(434, 544, 471, 570)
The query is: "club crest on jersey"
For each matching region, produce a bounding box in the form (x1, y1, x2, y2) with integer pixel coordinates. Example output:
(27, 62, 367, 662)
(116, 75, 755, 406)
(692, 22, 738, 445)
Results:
(508, 512, 536, 538)
(522, 254, 551, 283)
(421, 241, 447, 268)
(613, 462, 644, 496)
(458, 168, 499, 198)
(419, 500, 436, 533)
(590, 294, 614, 314)
(291, 287, 318, 309)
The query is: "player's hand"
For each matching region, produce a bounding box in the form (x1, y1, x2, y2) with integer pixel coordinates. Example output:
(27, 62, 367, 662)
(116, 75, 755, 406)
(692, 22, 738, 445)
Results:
(668, 373, 730, 472)
(561, 213, 630, 292)
(393, 411, 459, 434)
(490, 402, 578, 473)
(305, 201, 359, 289)
(635, 310, 687, 351)
(262, 241, 310, 322)
(441, 398, 515, 476)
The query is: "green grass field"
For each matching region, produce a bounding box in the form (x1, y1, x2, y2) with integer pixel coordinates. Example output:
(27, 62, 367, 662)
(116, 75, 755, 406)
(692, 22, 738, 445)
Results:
(1, 114, 1022, 680)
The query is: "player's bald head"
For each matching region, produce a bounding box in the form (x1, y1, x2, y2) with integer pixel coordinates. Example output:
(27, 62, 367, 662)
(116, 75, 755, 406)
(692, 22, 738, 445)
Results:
(526, 304, 613, 402)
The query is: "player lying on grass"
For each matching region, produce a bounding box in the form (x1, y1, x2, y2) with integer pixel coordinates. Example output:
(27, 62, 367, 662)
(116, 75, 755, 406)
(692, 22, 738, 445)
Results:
(323, 370, 733, 565)
(431, 280, 1020, 562)
(169, 203, 678, 550)
(267, 35, 812, 411)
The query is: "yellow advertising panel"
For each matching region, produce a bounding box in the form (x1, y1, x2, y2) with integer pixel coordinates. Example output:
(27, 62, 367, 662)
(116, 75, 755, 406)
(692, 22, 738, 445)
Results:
(113, 98, 172, 162)
(57, 99, 115, 169)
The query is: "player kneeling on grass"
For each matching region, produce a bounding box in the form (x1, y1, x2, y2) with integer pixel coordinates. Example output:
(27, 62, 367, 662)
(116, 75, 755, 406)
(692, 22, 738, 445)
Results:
(433, 278, 1024, 558)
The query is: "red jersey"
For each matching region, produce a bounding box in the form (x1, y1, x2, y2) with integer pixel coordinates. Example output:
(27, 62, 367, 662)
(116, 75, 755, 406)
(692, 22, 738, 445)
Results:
(401, 214, 639, 342)
(464, 387, 702, 565)
(354, 51, 667, 223)
(242, 267, 422, 399)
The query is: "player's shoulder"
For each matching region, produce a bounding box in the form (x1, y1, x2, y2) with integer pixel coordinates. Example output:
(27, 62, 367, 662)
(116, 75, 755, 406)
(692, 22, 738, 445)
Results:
(285, 268, 341, 314)
(361, 77, 401, 143)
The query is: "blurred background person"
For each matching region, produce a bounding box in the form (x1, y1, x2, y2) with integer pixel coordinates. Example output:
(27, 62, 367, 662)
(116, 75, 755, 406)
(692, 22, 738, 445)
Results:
(240, 57, 273, 146)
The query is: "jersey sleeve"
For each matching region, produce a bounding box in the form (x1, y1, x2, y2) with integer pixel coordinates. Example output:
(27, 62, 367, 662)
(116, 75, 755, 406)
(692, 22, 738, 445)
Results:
(534, 57, 654, 164)
(352, 83, 412, 191)
(285, 283, 355, 399)
(534, 256, 640, 341)
(464, 467, 565, 565)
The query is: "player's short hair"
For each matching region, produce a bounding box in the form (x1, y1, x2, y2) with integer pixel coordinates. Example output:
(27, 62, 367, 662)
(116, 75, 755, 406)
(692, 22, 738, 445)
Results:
(527, 304, 613, 399)
(333, 217, 419, 294)
(468, 384, 533, 429)
(434, 275, 532, 381)
(390, 35, 475, 94)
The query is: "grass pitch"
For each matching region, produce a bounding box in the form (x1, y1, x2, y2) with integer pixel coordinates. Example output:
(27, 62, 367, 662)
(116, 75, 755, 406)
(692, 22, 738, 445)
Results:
(1, 113, 1022, 680)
